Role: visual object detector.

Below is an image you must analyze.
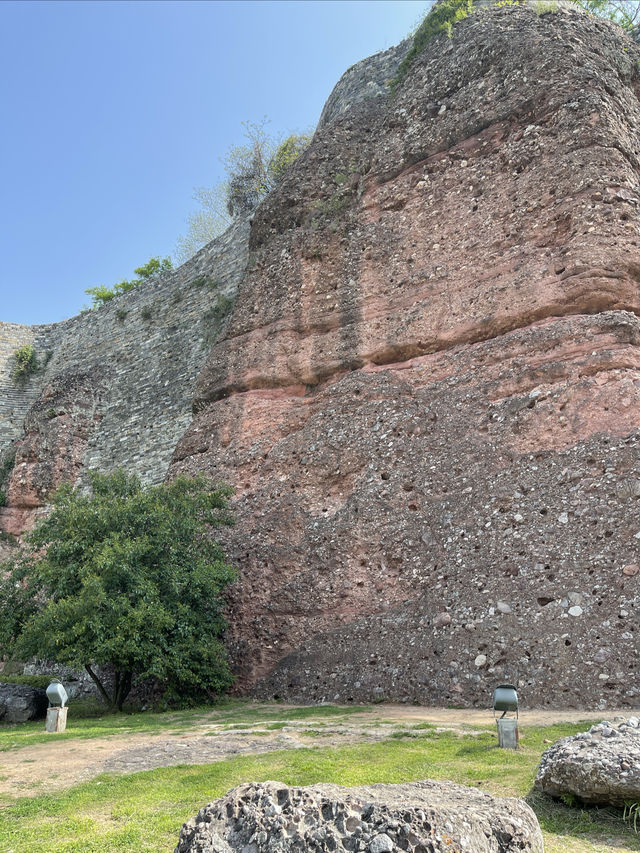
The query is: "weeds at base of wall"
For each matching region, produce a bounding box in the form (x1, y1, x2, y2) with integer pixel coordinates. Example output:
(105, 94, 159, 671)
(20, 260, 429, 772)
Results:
(623, 801, 640, 833)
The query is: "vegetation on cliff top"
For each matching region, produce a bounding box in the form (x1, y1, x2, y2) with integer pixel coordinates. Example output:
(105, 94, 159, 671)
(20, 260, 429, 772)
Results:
(392, 0, 475, 91)
(85, 255, 173, 307)
(392, 0, 639, 94)
(0, 470, 236, 711)
(175, 119, 312, 262)
(574, 0, 640, 29)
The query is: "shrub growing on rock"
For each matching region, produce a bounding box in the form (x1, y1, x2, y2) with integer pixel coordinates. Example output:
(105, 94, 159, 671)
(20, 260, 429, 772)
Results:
(12, 344, 38, 383)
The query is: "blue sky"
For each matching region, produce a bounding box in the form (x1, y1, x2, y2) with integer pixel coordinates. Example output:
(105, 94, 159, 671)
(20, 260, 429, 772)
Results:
(0, 0, 427, 325)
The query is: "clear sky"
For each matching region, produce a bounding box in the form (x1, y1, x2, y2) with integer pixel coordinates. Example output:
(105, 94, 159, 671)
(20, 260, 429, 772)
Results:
(0, 0, 427, 326)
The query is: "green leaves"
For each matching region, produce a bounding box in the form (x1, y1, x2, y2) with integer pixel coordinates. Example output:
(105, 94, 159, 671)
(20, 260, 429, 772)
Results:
(11, 344, 39, 383)
(175, 120, 311, 262)
(0, 470, 236, 710)
(85, 256, 173, 308)
(571, 0, 640, 30)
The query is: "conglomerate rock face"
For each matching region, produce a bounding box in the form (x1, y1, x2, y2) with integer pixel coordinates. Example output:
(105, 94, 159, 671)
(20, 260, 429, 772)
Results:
(170, 3, 640, 707)
(535, 716, 640, 805)
(174, 780, 544, 853)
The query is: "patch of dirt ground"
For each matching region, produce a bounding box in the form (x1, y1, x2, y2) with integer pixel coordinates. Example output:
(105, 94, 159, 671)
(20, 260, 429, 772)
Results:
(0, 705, 625, 799)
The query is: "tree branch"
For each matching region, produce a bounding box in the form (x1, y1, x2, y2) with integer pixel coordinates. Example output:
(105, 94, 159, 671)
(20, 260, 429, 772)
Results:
(85, 664, 112, 706)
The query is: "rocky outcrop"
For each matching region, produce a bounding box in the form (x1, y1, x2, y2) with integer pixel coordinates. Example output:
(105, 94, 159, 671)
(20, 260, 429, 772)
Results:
(170, 3, 640, 707)
(2, 2, 640, 710)
(0, 682, 48, 722)
(535, 716, 640, 806)
(0, 216, 250, 536)
(174, 780, 543, 853)
(2, 369, 105, 536)
(317, 39, 410, 129)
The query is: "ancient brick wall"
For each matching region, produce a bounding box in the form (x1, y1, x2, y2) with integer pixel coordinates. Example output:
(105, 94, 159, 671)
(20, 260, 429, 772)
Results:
(0, 216, 249, 534)
(0, 323, 45, 453)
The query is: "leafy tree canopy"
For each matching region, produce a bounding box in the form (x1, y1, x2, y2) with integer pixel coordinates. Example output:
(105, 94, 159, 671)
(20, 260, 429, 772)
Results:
(572, 0, 640, 29)
(175, 119, 312, 263)
(85, 256, 173, 308)
(0, 471, 236, 711)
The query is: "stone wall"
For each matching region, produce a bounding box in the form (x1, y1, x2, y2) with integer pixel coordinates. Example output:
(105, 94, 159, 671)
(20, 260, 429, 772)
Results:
(0, 216, 250, 534)
(0, 323, 45, 453)
(317, 38, 411, 129)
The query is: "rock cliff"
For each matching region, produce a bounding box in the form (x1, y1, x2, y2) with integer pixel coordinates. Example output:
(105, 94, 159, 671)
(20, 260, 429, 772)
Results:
(169, 2, 640, 708)
(2, 1, 640, 709)
(0, 217, 249, 536)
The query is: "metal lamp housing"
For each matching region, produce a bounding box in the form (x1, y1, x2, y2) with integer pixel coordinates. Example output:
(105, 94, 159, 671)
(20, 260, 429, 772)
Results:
(46, 680, 68, 708)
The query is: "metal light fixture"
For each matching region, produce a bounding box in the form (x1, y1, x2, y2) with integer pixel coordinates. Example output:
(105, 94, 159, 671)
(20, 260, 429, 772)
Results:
(45, 679, 68, 733)
(493, 683, 519, 749)
(46, 679, 68, 708)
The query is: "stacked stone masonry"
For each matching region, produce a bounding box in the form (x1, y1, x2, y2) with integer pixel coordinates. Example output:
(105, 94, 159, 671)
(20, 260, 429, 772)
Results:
(0, 216, 249, 534)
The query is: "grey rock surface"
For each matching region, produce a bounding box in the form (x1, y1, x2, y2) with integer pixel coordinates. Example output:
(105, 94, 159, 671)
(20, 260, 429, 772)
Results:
(317, 39, 410, 129)
(174, 779, 544, 853)
(0, 682, 48, 722)
(535, 717, 640, 805)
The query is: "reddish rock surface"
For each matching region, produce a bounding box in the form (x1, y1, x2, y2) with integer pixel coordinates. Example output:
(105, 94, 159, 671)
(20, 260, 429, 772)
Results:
(0, 370, 103, 536)
(171, 4, 640, 707)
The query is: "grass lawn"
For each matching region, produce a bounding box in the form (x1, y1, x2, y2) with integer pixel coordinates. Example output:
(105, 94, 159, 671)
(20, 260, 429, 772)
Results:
(0, 711, 638, 853)
(0, 699, 365, 752)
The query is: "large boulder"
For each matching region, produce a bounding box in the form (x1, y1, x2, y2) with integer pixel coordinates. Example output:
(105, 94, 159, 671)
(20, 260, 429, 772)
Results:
(175, 779, 543, 853)
(535, 717, 640, 806)
(0, 682, 48, 723)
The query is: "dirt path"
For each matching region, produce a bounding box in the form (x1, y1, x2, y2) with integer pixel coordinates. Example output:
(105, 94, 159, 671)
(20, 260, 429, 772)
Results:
(0, 705, 623, 799)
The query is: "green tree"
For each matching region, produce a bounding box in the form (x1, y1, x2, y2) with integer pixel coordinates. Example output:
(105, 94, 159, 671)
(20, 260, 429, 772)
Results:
(0, 471, 236, 711)
(175, 120, 311, 263)
(133, 256, 173, 279)
(572, 0, 640, 29)
(85, 255, 173, 308)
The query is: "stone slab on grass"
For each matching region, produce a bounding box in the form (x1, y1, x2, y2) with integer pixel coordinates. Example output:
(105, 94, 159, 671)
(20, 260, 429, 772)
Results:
(175, 779, 543, 853)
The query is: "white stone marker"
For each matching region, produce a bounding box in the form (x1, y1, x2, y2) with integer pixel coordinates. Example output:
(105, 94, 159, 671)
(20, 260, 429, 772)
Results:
(496, 717, 518, 749)
(46, 706, 68, 733)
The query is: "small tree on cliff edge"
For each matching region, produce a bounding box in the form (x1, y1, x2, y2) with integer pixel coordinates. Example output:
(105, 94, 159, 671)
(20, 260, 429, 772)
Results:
(0, 471, 236, 711)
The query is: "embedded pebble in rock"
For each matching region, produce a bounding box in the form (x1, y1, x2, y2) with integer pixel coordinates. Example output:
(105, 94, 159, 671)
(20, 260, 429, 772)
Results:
(535, 717, 640, 805)
(369, 833, 394, 853)
(174, 780, 544, 853)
